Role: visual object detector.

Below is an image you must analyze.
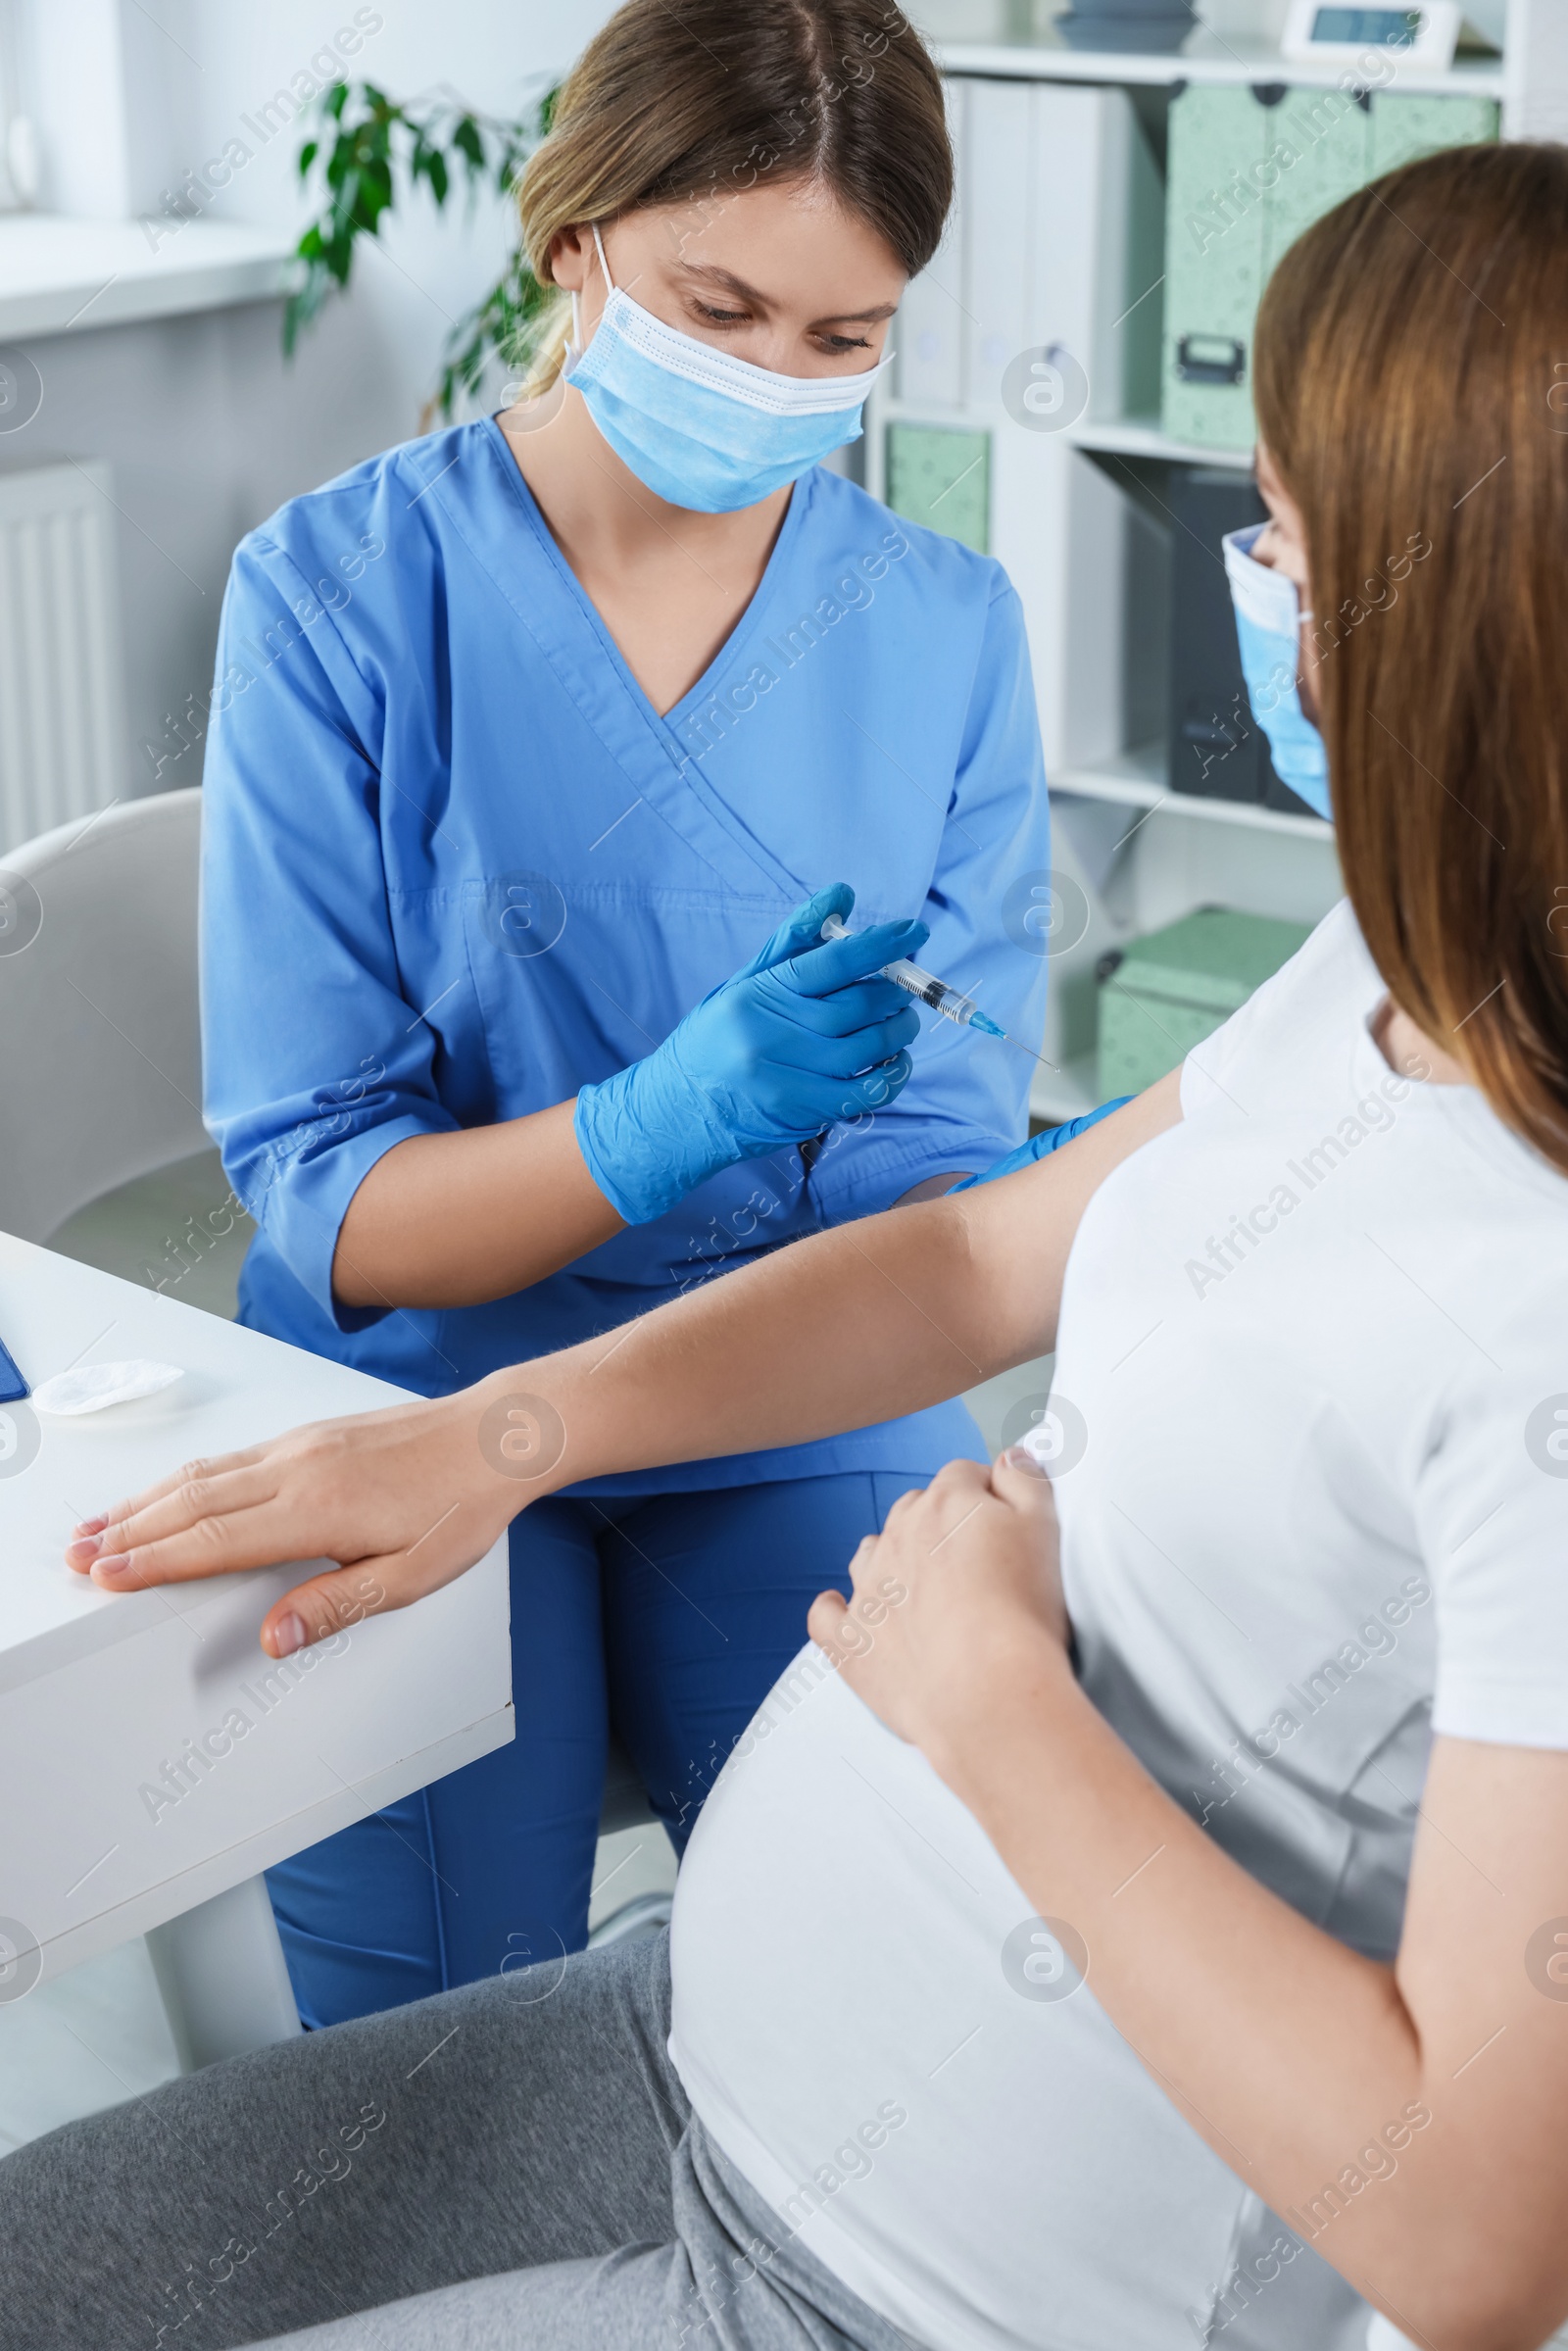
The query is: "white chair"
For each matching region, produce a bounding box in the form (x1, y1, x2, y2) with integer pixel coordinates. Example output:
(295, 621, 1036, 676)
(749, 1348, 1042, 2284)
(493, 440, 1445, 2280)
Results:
(0, 790, 208, 1245)
(0, 789, 663, 2038)
(0, 788, 301, 2065)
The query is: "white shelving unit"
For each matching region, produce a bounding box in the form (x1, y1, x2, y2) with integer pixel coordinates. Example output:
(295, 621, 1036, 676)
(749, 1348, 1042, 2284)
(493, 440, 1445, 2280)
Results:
(1068, 416, 1253, 471)
(937, 33, 1506, 100)
(871, 0, 1567, 1121)
(1053, 740, 1329, 839)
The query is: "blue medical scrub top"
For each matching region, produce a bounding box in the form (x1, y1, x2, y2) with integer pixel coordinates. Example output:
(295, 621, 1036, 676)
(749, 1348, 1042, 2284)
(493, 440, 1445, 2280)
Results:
(200, 418, 1050, 1494)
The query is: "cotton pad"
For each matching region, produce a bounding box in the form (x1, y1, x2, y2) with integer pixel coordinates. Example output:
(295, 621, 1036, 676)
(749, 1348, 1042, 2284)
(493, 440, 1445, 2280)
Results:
(31, 1360, 184, 1416)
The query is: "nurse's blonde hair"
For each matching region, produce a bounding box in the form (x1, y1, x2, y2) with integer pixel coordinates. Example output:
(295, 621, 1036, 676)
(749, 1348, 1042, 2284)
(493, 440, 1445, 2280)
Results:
(512, 0, 951, 397)
(1255, 141, 1568, 1173)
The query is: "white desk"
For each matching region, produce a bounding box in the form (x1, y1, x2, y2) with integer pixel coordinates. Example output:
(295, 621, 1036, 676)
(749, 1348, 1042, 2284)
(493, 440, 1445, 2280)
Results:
(0, 1234, 512, 2063)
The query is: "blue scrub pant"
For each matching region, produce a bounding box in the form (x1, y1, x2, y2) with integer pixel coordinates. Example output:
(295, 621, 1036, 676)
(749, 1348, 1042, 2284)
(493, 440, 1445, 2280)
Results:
(266, 1471, 921, 2028)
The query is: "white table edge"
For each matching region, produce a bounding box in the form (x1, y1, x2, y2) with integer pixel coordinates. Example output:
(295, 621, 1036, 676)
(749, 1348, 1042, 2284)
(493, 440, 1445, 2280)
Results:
(33, 1701, 514, 1984)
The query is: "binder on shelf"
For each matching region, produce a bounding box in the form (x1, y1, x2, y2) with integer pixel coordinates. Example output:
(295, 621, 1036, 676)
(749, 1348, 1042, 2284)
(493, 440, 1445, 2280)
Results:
(963, 76, 1038, 409)
(879, 78, 1162, 778)
(961, 78, 1161, 424)
(990, 82, 1163, 776)
(896, 75, 967, 411)
(885, 422, 990, 553)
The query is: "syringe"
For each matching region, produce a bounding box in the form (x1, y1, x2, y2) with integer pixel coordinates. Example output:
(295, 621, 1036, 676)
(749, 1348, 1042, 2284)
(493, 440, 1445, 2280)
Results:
(819, 913, 1054, 1067)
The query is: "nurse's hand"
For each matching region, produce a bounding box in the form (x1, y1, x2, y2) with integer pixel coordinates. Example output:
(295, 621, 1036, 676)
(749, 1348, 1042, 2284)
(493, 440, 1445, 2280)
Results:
(573, 882, 925, 1225)
(952, 1096, 1132, 1190)
(806, 1452, 1071, 1760)
(64, 1385, 524, 1661)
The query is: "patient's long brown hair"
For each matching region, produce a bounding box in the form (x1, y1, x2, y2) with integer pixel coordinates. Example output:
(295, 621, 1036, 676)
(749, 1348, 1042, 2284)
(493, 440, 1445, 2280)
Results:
(1255, 142, 1568, 1172)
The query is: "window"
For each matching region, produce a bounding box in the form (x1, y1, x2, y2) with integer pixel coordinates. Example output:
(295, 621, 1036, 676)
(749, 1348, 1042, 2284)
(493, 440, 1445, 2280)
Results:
(0, 0, 32, 212)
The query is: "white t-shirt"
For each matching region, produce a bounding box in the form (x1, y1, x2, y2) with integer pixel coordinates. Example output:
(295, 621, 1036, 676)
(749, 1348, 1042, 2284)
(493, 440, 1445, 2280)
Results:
(668, 902, 1568, 2351)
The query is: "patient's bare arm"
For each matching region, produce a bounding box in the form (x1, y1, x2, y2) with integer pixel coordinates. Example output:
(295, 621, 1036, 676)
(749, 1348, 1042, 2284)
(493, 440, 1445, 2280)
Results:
(66, 1073, 1184, 1654)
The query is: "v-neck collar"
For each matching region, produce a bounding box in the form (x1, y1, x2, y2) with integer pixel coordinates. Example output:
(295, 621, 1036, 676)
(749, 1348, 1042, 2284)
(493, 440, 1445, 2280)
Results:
(437, 417, 813, 899)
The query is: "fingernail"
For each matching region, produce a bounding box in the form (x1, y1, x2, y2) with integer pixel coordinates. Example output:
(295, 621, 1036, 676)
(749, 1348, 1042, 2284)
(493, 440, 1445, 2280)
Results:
(67, 1532, 103, 1560)
(93, 1554, 132, 1580)
(271, 1611, 307, 1658)
(74, 1514, 108, 1537)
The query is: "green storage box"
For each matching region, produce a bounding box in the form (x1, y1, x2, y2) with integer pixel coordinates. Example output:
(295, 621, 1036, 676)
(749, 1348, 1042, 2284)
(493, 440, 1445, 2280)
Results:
(1367, 91, 1498, 180)
(1162, 87, 1498, 453)
(885, 420, 990, 554)
(1263, 85, 1374, 279)
(1097, 906, 1312, 1097)
(1163, 85, 1272, 453)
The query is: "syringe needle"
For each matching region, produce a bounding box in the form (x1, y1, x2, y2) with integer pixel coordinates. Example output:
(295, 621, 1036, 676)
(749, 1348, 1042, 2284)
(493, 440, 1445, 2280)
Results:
(1002, 1031, 1059, 1071)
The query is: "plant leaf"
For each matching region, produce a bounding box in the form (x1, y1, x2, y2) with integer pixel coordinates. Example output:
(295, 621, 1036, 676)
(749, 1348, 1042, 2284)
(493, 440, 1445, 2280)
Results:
(283, 75, 561, 407)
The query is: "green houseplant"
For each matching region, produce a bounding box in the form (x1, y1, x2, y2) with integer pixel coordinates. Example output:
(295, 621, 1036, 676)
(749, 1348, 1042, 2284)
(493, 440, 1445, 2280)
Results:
(286, 78, 558, 418)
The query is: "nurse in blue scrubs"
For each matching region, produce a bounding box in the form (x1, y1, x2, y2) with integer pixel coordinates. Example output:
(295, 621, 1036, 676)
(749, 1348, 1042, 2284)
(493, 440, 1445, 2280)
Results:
(200, 0, 1052, 2026)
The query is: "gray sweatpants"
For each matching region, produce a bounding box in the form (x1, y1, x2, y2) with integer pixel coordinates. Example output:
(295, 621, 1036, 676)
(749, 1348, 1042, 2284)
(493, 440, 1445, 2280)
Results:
(0, 1932, 912, 2351)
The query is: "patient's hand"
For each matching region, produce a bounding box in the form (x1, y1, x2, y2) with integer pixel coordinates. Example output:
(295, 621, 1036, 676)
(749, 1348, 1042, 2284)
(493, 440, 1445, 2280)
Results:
(63, 1381, 527, 1659)
(807, 1451, 1071, 1759)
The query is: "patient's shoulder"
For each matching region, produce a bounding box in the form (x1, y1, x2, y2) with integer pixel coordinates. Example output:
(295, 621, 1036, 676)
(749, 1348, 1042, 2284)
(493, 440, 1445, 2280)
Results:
(1179, 900, 1374, 1120)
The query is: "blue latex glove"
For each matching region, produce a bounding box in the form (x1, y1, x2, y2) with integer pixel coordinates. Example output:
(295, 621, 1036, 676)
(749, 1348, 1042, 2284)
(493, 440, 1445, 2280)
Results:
(953, 1096, 1132, 1191)
(575, 884, 928, 1225)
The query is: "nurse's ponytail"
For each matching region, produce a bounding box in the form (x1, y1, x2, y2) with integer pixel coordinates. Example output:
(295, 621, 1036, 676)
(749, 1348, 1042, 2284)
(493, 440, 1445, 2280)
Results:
(1255, 141, 1568, 1176)
(512, 0, 951, 397)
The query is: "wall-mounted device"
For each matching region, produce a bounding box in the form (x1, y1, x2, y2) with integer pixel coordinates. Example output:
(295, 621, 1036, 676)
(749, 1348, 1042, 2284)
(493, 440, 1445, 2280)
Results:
(1281, 4, 1465, 71)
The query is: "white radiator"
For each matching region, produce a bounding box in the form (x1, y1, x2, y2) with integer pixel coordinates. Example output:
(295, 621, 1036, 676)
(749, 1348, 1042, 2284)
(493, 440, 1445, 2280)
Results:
(0, 458, 126, 855)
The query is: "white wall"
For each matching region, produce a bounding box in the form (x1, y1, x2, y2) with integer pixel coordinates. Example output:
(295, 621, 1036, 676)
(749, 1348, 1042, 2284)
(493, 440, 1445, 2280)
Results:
(0, 0, 1359, 800)
(14, 0, 617, 798)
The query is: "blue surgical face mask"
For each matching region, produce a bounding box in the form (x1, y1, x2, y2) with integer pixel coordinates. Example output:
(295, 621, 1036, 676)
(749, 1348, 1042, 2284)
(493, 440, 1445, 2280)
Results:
(1222, 522, 1331, 821)
(563, 222, 894, 514)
